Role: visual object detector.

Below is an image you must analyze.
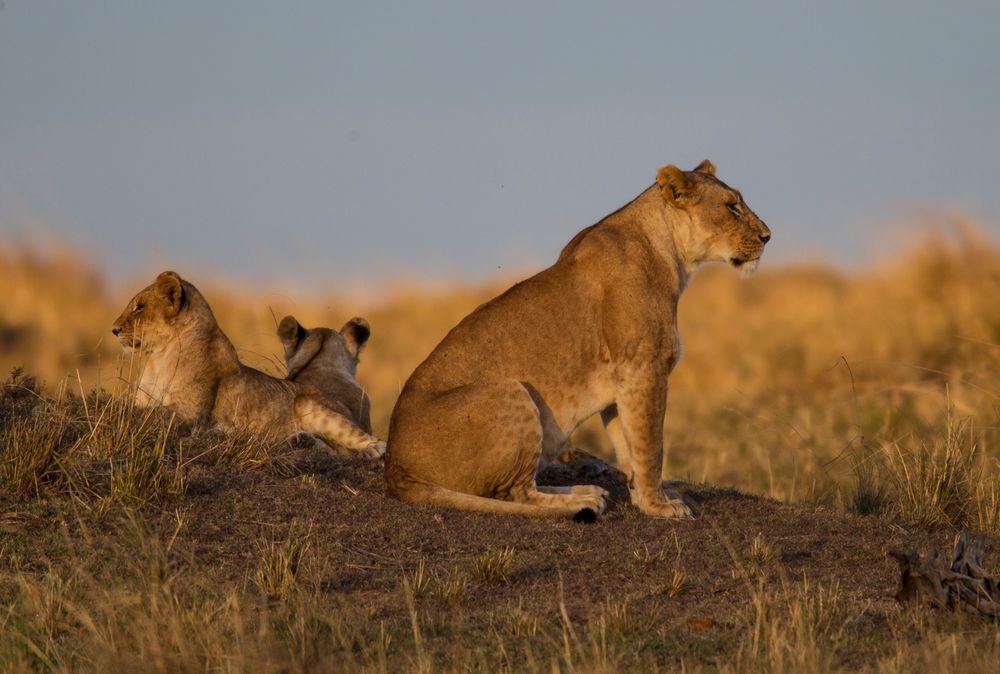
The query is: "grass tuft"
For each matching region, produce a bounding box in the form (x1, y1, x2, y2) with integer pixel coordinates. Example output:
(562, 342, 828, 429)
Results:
(250, 526, 313, 600)
(0, 404, 69, 498)
(469, 546, 515, 584)
(883, 410, 982, 530)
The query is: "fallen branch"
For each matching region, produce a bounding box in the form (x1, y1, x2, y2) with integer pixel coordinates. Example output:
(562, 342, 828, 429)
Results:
(890, 530, 1000, 617)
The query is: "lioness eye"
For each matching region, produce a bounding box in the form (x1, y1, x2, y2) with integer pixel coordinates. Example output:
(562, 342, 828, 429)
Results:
(133, 303, 144, 313)
(727, 203, 740, 214)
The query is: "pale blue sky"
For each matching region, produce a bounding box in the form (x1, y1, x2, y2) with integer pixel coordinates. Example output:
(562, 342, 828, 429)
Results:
(1, 1, 998, 290)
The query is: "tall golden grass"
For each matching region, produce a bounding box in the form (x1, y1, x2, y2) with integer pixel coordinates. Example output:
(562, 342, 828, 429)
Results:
(2, 220, 999, 509)
(3, 220, 1000, 672)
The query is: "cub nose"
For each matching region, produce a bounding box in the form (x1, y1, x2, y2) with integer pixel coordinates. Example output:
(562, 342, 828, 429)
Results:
(112, 327, 121, 336)
(759, 232, 771, 244)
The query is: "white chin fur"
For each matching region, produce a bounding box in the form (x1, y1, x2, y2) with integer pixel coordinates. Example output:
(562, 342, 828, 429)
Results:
(737, 258, 760, 279)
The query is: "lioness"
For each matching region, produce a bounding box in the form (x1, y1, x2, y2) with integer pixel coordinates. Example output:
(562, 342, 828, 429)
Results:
(385, 161, 769, 519)
(277, 315, 373, 434)
(112, 271, 384, 458)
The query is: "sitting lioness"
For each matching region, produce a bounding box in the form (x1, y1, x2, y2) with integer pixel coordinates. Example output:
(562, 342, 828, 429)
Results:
(112, 271, 384, 457)
(385, 161, 769, 519)
(277, 315, 373, 434)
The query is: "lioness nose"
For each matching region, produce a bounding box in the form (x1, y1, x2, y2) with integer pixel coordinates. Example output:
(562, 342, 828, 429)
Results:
(112, 327, 121, 336)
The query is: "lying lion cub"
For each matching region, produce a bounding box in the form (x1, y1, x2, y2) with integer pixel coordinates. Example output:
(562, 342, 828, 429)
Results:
(277, 315, 373, 434)
(385, 160, 770, 519)
(112, 271, 384, 458)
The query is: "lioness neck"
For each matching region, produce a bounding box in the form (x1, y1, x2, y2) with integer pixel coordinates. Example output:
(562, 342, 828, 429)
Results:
(601, 185, 695, 291)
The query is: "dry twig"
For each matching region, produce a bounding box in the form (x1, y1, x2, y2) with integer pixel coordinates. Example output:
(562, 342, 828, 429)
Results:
(890, 530, 1000, 617)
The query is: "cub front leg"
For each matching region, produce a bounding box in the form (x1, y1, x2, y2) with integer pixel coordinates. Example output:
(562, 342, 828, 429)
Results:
(612, 365, 692, 519)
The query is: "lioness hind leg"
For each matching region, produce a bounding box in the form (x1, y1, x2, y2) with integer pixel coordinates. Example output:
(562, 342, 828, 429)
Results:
(295, 395, 385, 458)
(388, 380, 605, 519)
(498, 383, 606, 514)
(392, 480, 601, 519)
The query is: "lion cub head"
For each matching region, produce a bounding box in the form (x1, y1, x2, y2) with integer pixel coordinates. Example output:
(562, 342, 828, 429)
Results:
(657, 160, 771, 275)
(277, 316, 370, 380)
(112, 271, 193, 352)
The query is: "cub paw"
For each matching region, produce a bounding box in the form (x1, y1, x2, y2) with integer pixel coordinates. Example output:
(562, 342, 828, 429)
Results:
(361, 440, 387, 458)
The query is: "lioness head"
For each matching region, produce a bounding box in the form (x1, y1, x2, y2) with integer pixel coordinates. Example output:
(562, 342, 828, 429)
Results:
(657, 160, 770, 275)
(112, 271, 188, 352)
(277, 315, 371, 380)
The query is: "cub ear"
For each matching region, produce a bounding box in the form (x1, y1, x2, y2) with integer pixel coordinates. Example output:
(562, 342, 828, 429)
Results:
(340, 317, 371, 359)
(693, 159, 716, 176)
(279, 317, 324, 380)
(277, 315, 306, 354)
(656, 165, 694, 202)
(155, 271, 184, 316)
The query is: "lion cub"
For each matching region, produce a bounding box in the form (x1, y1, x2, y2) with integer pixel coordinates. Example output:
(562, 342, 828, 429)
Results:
(112, 271, 384, 458)
(277, 315, 373, 435)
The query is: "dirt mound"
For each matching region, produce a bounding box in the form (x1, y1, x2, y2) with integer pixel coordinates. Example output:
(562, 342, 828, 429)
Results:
(174, 455, 956, 627)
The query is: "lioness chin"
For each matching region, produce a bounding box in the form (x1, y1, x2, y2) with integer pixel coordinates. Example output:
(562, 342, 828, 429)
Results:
(112, 271, 385, 458)
(385, 160, 770, 519)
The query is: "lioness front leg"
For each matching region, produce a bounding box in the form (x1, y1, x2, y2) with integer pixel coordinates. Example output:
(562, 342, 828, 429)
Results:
(613, 369, 692, 518)
(601, 403, 636, 497)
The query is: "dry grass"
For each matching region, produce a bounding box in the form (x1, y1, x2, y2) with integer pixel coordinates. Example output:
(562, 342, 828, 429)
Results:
(469, 545, 516, 584)
(883, 408, 988, 529)
(2, 219, 1000, 670)
(250, 525, 313, 600)
(725, 579, 849, 673)
(0, 402, 69, 498)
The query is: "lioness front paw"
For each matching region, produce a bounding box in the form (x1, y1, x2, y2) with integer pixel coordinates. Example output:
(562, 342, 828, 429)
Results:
(640, 497, 693, 519)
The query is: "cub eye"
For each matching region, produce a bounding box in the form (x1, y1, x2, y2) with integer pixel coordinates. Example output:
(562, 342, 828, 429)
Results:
(133, 303, 144, 314)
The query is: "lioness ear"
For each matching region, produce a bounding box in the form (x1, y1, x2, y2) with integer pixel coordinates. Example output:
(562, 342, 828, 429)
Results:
(277, 315, 306, 357)
(693, 159, 716, 176)
(340, 317, 371, 359)
(155, 271, 184, 316)
(656, 165, 694, 202)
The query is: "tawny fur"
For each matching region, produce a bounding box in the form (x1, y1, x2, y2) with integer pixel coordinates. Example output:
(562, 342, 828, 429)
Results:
(277, 315, 373, 434)
(385, 161, 770, 519)
(111, 272, 384, 458)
